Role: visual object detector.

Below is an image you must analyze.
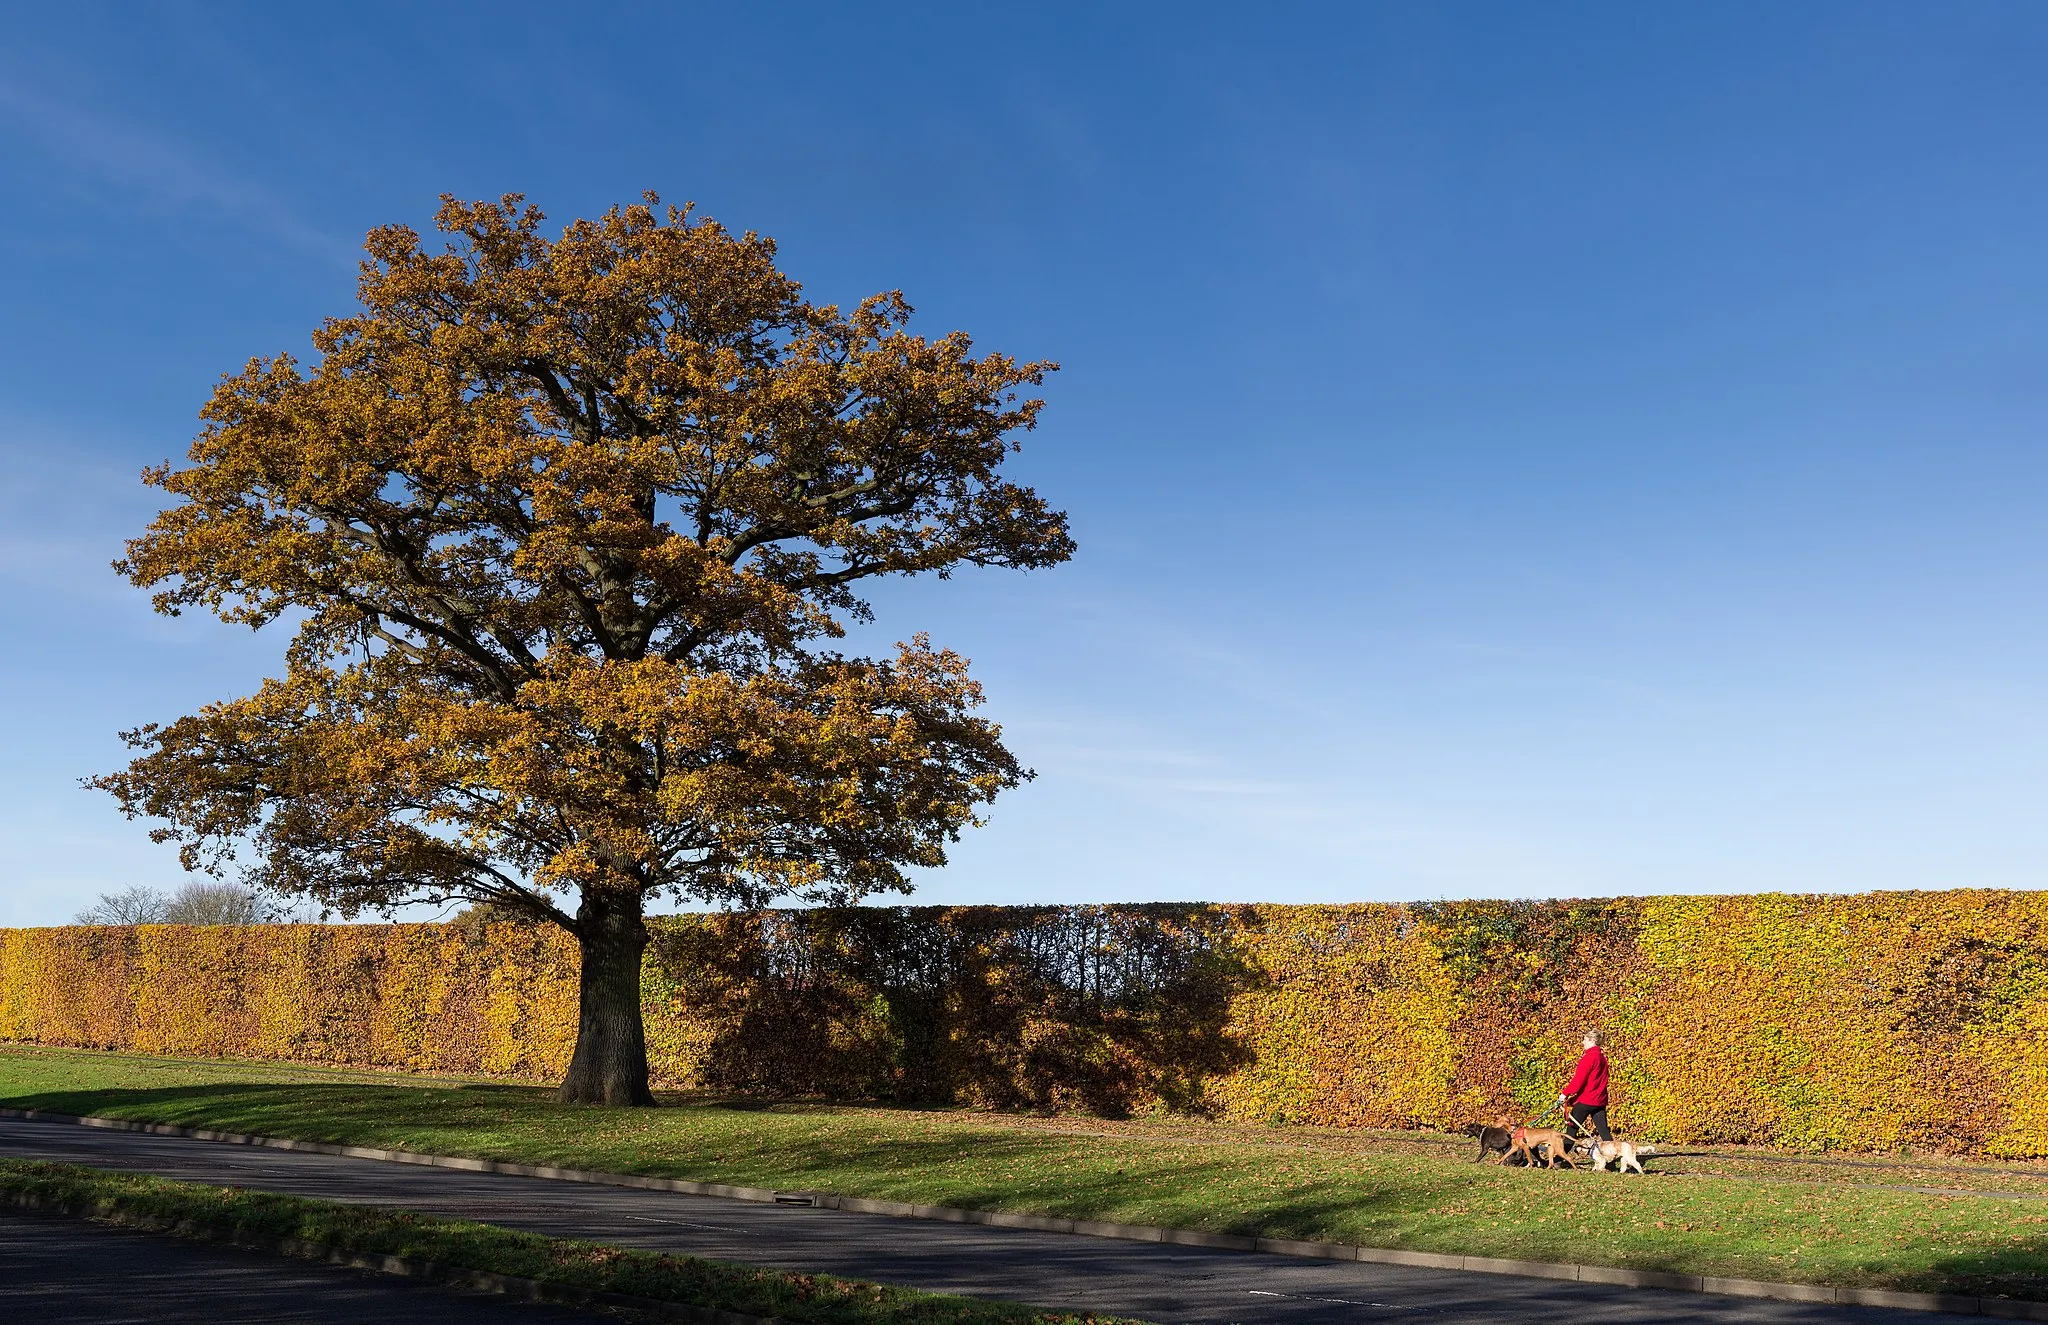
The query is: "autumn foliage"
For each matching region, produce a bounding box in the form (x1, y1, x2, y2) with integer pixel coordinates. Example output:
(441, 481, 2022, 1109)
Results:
(89, 194, 1071, 1104)
(11, 890, 2048, 1157)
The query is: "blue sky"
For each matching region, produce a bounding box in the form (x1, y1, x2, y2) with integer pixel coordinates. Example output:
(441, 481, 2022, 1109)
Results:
(3, 3, 2046, 925)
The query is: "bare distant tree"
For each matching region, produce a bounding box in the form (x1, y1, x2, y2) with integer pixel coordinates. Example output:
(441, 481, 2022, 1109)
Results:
(74, 881, 274, 926)
(74, 885, 173, 925)
(161, 882, 273, 925)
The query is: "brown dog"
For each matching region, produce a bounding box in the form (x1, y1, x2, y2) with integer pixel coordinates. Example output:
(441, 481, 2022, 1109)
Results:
(1460, 1121, 1515, 1163)
(1504, 1126, 1578, 1169)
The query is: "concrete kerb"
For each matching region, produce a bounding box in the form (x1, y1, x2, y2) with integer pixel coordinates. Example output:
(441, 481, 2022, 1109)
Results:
(5, 1106, 2046, 1321)
(0, 1186, 781, 1325)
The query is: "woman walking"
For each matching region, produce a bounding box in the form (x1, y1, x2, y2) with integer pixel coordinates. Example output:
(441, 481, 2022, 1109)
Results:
(1560, 1029, 1612, 1142)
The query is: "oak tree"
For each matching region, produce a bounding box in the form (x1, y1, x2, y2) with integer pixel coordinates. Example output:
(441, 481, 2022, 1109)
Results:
(93, 194, 1072, 1104)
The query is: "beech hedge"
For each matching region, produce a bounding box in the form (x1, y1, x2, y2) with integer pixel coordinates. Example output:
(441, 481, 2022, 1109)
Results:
(6, 891, 2048, 1156)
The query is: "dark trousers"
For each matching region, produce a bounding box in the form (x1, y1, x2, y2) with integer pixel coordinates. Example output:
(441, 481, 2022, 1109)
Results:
(1567, 1103, 1611, 1141)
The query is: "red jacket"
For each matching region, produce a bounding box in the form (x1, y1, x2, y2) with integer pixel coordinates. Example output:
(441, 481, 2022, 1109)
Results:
(1563, 1046, 1609, 1107)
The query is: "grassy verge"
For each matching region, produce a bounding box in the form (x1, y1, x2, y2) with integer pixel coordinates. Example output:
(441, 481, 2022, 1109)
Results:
(0, 1156, 1145, 1324)
(7, 1044, 2048, 1300)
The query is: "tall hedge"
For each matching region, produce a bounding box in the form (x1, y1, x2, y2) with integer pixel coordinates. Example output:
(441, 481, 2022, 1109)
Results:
(5, 891, 2048, 1156)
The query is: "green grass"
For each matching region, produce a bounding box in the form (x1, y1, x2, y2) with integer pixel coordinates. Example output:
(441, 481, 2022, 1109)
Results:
(8, 1044, 2048, 1300)
(0, 1157, 1143, 1324)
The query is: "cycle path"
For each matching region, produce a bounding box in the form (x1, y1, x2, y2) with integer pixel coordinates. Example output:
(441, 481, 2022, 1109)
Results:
(0, 1114, 1983, 1325)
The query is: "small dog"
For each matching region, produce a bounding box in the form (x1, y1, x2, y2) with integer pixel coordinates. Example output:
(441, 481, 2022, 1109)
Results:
(1586, 1139, 1657, 1174)
(1505, 1126, 1577, 1169)
(1460, 1121, 1515, 1164)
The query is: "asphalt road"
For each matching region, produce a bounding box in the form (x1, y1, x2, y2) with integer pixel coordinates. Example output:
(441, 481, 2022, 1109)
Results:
(0, 1115, 1984, 1325)
(0, 1204, 596, 1324)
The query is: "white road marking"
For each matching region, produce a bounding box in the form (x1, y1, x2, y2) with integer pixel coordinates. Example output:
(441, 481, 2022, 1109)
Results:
(624, 1214, 750, 1232)
(1248, 1288, 1429, 1310)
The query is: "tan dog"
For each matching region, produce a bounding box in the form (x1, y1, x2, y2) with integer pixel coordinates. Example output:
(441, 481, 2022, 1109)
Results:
(1504, 1126, 1577, 1169)
(1586, 1139, 1656, 1174)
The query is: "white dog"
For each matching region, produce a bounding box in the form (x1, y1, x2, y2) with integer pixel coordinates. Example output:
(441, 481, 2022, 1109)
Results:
(1585, 1139, 1656, 1174)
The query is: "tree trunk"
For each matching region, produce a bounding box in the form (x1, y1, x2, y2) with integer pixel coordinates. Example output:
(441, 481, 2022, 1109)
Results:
(553, 890, 656, 1106)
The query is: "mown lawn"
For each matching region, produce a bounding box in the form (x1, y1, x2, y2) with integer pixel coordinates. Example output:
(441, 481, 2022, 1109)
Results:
(7, 1043, 2048, 1300)
(0, 1157, 1143, 1324)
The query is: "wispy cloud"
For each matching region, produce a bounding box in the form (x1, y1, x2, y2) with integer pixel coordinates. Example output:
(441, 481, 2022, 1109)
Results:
(0, 431, 159, 598)
(1022, 591, 1351, 724)
(999, 711, 1607, 898)
(0, 72, 356, 267)
(1021, 726, 1320, 818)
(1024, 740, 1224, 772)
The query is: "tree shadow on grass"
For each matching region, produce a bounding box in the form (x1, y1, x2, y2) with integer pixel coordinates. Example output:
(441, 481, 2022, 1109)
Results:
(1907, 1241, 2048, 1303)
(6, 1080, 550, 1135)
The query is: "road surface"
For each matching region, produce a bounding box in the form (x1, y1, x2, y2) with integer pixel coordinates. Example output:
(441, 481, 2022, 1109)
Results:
(0, 1203, 595, 1324)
